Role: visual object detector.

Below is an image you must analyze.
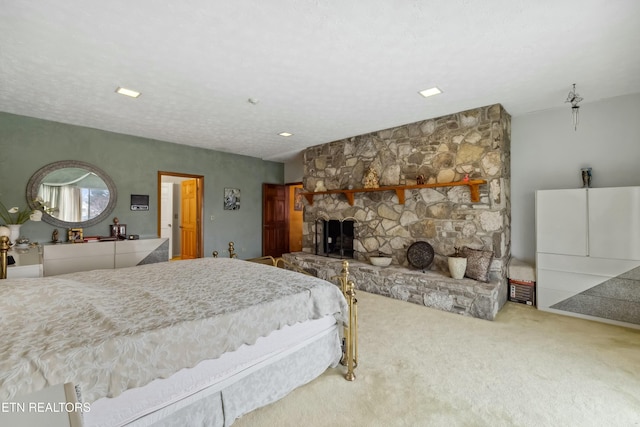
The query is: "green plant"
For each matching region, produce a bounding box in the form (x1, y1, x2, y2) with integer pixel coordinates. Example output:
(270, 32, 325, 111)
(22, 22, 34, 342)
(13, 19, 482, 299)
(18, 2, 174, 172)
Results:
(0, 198, 49, 224)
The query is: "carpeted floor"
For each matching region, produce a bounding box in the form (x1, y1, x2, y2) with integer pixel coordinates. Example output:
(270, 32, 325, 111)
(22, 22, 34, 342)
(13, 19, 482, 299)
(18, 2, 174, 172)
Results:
(233, 291, 640, 427)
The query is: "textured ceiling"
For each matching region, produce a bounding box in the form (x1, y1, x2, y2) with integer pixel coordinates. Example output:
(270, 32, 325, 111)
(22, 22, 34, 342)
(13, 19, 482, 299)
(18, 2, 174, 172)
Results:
(1, 1, 639, 162)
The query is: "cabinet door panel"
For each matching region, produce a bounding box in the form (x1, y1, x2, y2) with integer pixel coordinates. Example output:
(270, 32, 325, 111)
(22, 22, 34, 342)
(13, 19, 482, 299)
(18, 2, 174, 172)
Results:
(588, 187, 640, 260)
(43, 243, 115, 276)
(536, 189, 587, 256)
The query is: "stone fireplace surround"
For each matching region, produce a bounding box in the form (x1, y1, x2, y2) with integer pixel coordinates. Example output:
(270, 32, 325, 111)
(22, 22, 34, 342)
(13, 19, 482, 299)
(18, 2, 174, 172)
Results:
(297, 104, 511, 319)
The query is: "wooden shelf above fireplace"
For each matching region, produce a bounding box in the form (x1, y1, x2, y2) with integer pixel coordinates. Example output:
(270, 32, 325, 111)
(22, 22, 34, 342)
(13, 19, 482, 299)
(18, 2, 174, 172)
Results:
(301, 179, 487, 206)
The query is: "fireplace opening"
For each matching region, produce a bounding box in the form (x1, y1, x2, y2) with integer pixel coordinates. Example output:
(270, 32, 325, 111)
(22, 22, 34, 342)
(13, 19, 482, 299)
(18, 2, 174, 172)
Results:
(316, 219, 354, 259)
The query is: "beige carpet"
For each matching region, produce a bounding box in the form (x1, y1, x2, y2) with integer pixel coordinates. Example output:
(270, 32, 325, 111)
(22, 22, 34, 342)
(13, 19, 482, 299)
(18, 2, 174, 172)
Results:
(234, 291, 640, 427)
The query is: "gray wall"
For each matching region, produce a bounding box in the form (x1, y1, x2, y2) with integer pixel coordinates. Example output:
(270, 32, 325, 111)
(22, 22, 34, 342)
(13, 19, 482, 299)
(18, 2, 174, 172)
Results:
(0, 112, 283, 258)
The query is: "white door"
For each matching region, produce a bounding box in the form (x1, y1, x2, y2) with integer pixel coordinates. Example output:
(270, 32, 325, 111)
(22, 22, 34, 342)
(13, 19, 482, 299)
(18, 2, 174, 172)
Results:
(588, 186, 640, 260)
(160, 182, 174, 259)
(535, 189, 588, 256)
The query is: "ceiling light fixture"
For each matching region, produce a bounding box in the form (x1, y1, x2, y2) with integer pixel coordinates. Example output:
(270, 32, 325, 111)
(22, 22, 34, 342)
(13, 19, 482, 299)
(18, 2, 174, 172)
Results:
(418, 87, 442, 98)
(115, 87, 141, 98)
(565, 83, 583, 131)
(278, 132, 293, 137)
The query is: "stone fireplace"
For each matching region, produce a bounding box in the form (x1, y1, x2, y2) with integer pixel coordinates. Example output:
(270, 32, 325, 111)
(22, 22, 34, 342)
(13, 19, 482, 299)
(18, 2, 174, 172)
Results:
(314, 218, 355, 259)
(297, 103, 511, 316)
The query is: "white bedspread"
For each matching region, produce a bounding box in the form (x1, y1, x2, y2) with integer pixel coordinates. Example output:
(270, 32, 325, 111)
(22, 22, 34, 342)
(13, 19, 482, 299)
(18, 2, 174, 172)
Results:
(0, 258, 347, 403)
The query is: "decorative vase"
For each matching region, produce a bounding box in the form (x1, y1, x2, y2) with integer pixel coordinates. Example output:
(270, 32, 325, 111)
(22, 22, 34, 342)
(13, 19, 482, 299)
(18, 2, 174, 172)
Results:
(7, 224, 21, 244)
(448, 256, 467, 280)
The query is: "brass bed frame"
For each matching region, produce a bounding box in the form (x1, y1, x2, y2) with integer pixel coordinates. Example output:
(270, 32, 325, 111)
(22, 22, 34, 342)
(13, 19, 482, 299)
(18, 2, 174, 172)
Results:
(214, 242, 358, 381)
(0, 237, 358, 381)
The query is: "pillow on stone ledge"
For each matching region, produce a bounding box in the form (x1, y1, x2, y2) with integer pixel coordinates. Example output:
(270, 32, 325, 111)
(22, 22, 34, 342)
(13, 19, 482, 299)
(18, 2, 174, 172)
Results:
(460, 247, 493, 282)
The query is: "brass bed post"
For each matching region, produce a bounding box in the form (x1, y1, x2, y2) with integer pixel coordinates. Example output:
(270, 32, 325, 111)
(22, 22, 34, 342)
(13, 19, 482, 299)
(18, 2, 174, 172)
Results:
(337, 260, 358, 381)
(0, 234, 9, 279)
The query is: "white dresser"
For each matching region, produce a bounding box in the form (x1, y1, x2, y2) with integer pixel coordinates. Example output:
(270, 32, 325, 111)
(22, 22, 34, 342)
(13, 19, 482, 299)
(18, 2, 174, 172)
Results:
(43, 238, 169, 276)
(536, 187, 640, 329)
(7, 246, 43, 278)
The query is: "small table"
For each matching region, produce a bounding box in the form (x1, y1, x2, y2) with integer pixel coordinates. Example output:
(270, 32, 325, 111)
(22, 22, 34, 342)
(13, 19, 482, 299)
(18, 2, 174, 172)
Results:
(7, 245, 43, 278)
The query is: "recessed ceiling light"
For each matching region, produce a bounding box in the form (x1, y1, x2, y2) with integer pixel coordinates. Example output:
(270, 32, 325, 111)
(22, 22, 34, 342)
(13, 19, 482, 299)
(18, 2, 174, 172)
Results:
(278, 132, 293, 137)
(116, 87, 141, 98)
(418, 87, 442, 98)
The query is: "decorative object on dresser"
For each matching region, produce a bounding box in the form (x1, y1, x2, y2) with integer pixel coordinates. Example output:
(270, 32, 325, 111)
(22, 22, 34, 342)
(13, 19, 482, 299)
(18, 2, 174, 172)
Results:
(110, 217, 127, 239)
(67, 227, 83, 243)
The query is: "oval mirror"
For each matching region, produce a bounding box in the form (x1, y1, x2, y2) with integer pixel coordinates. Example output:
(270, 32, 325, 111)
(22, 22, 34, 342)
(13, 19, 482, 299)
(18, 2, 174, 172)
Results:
(26, 160, 117, 228)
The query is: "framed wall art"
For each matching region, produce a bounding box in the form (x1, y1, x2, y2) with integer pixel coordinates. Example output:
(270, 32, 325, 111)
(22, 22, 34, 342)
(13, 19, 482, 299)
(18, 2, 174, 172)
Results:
(224, 188, 240, 210)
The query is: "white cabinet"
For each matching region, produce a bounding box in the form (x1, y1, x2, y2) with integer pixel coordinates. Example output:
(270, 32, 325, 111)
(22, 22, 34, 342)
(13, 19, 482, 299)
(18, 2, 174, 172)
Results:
(43, 242, 114, 276)
(43, 238, 168, 276)
(7, 246, 43, 278)
(535, 189, 588, 256)
(536, 187, 640, 329)
(587, 187, 640, 260)
(115, 239, 170, 268)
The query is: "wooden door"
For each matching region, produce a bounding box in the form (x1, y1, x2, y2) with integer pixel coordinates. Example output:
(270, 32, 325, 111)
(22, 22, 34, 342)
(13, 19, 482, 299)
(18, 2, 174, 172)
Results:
(181, 179, 198, 259)
(262, 183, 289, 257)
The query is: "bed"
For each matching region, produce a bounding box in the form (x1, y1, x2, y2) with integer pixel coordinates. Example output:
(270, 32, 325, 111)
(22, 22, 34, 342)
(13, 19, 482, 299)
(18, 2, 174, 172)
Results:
(0, 237, 358, 427)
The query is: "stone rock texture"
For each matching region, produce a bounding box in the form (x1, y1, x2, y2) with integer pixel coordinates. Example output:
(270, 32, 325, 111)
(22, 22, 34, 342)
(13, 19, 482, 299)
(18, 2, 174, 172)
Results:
(304, 105, 509, 264)
(283, 253, 503, 320)
(301, 104, 511, 311)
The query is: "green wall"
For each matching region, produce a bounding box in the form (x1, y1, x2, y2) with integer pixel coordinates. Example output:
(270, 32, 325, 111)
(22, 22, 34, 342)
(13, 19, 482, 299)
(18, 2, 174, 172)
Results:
(0, 112, 283, 258)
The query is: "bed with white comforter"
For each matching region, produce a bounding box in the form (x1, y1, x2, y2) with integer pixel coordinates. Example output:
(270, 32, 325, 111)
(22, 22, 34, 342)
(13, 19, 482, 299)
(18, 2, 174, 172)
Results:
(0, 257, 348, 426)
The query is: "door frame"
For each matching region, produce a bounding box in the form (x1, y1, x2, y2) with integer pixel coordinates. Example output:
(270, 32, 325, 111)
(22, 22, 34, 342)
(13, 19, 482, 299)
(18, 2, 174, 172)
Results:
(262, 183, 289, 257)
(157, 171, 205, 258)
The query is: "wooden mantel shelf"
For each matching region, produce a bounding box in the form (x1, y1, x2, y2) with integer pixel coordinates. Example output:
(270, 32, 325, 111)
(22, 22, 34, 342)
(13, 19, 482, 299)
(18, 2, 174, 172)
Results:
(301, 179, 487, 206)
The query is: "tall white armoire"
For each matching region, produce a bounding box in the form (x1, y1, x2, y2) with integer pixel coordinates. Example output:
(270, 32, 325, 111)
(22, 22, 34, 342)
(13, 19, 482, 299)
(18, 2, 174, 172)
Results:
(536, 186, 640, 329)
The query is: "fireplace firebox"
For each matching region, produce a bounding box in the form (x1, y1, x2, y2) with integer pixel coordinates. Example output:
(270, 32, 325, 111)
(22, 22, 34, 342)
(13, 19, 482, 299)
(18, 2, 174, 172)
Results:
(315, 219, 355, 259)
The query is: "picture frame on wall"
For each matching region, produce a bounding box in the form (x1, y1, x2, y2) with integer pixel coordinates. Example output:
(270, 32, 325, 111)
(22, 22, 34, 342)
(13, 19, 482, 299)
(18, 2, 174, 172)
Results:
(294, 187, 304, 211)
(224, 188, 240, 210)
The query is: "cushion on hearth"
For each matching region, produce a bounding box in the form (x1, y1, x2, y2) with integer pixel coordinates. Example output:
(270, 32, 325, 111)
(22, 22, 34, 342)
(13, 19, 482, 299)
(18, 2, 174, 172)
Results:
(460, 247, 493, 282)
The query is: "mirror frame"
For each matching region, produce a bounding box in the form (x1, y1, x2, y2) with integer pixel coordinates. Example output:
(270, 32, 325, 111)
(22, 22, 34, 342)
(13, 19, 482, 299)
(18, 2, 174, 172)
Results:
(26, 160, 118, 228)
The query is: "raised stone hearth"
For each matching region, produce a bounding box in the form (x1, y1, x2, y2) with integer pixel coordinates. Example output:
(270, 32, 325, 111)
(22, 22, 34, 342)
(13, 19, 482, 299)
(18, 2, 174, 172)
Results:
(283, 252, 504, 320)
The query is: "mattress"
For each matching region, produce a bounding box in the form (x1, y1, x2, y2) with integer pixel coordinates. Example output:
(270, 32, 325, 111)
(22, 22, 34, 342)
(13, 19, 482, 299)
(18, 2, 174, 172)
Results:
(85, 315, 340, 427)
